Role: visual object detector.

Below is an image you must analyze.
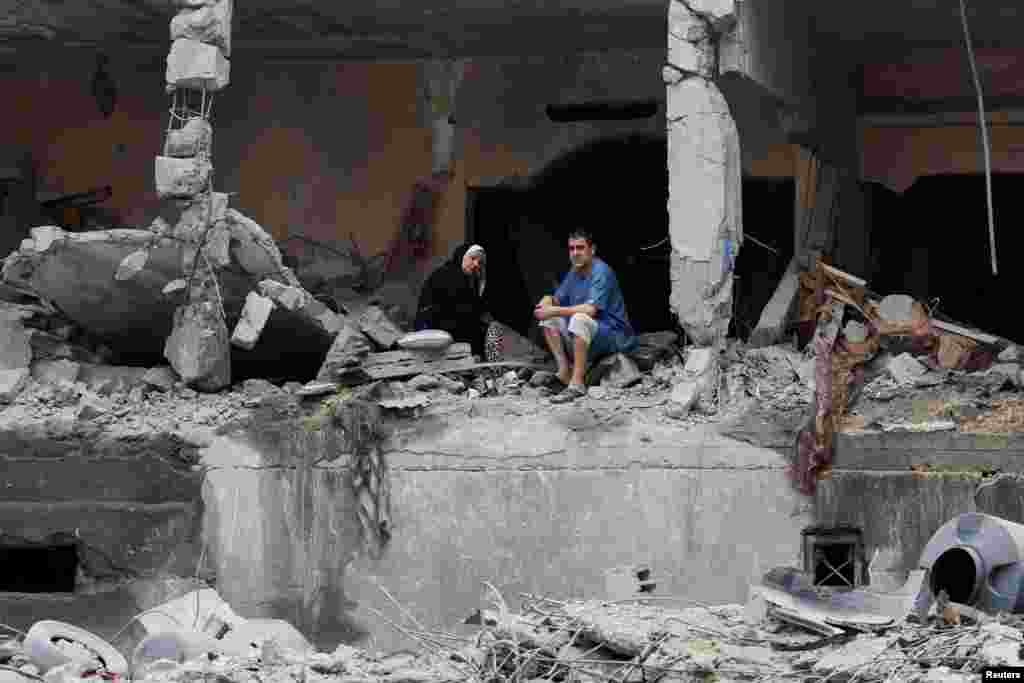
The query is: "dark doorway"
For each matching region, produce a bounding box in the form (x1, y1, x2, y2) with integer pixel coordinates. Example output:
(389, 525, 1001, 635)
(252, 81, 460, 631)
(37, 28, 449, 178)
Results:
(732, 178, 795, 340)
(0, 542, 78, 592)
(867, 174, 1024, 341)
(465, 184, 536, 336)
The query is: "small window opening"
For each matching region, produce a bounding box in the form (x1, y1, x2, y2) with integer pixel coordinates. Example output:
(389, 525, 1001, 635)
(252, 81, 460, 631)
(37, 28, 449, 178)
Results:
(545, 99, 659, 122)
(802, 526, 863, 588)
(0, 542, 78, 592)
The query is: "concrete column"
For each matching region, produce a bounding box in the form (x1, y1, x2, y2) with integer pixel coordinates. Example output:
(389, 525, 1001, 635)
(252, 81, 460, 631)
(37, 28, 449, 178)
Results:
(665, 0, 742, 347)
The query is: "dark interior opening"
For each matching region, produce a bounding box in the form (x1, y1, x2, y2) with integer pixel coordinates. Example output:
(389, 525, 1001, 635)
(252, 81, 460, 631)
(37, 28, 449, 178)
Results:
(813, 543, 857, 587)
(545, 100, 659, 122)
(732, 178, 796, 340)
(467, 135, 796, 344)
(931, 547, 980, 604)
(0, 543, 78, 592)
(867, 173, 1024, 341)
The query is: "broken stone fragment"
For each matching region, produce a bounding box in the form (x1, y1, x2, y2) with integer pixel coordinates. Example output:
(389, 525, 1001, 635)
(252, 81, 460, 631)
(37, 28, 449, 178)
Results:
(170, 0, 233, 56)
(224, 210, 300, 286)
(357, 305, 404, 349)
(407, 374, 443, 391)
(258, 279, 308, 311)
(165, 38, 230, 91)
(30, 226, 63, 253)
(595, 353, 642, 389)
(77, 392, 112, 421)
(230, 292, 274, 350)
(155, 156, 212, 199)
(31, 359, 80, 385)
(0, 316, 32, 370)
(316, 321, 372, 382)
(164, 299, 231, 391)
(998, 344, 1021, 362)
(202, 223, 231, 269)
(0, 367, 28, 402)
(878, 294, 916, 324)
(529, 371, 556, 388)
(300, 298, 345, 336)
(669, 347, 717, 413)
(885, 352, 927, 385)
(114, 249, 150, 281)
(164, 117, 213, 159)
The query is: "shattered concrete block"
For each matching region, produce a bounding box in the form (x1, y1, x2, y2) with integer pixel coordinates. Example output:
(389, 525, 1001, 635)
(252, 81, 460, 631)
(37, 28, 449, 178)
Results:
(77, 392, 112, 421)
(155, 156, 212, 199)
(230, 292, 274, 350)
(998, 344, 1020, 362)
(813, 636, 899, 678)
(225, 210, 300, 286)
(316, 321, 372, 381)
(30, 225, 63, 253)
(302, 298, 345, 336)
(202, 223, 231, 268)
(669, 347, 717, 413)
(164, 117, 213, 159)
(166, 38, 230, 92)
(885, 353, 927, 385)
(31, 359, 80, 385)
(0, 316, 32, 370)
(0, 367, 28, 402)
(164, 300, 231, 391)
(258, 279, 308, 311)
(170, 0, 233, 55)
(595, 353, 642, 389)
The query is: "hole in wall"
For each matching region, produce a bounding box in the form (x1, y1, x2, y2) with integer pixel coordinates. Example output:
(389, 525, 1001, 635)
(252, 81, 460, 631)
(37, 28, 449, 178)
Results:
(931, 546, 981, 604)
(0, 541, 78, 593)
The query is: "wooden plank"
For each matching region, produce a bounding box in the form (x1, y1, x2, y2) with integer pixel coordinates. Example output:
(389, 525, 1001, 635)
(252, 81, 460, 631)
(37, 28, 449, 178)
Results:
(361, 356, 479, 381)
(821, 262, 867, 289)
(363, 343, 471, 366)
(931, 319, 1000, 345)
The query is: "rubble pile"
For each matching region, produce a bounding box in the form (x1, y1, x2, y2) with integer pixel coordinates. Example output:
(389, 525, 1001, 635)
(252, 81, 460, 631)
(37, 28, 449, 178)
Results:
(4, 575, 1022, 683)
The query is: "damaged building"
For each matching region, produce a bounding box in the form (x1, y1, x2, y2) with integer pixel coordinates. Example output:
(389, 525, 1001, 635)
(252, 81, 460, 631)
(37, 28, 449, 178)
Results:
(5, 1, 1024, 680)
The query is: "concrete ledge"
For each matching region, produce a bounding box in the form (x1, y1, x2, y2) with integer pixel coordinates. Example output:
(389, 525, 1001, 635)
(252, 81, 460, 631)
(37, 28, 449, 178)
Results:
(835, 430, 1024, 471)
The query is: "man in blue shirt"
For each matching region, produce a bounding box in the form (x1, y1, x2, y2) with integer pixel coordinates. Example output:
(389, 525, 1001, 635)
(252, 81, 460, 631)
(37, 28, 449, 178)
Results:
(534, 230, 637, 403)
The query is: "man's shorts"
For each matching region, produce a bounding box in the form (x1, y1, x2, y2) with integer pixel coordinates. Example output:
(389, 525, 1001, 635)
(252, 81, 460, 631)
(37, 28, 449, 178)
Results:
(540, 312, 620, 358)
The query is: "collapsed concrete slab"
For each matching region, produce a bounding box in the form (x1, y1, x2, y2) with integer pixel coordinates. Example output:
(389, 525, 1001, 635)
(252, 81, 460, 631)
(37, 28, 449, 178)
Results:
(2, 225, 333, 374)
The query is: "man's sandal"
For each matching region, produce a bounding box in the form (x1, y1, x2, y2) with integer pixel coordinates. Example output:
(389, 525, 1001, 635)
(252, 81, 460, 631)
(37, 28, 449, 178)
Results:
(550, 384, 587, 404)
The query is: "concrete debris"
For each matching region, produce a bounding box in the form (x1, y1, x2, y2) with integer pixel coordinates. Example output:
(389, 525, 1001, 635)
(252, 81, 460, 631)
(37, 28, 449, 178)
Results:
(31, 359, 80, 385)
(164, 299, 231, 391)
(114, 249, 150, 281)
(317, 321, 373, 383)
(0, 367, 29, 402)
(154, 156, 212, 199)
(407, 373, 443, 391)
(593, 352, 642, 389)
(229, 292, 274, 350)
(170, 0, 232, 55)
(843, 319, 868, 344)
(999, 344, 1020, 362)
(165, 38, 230, 91)
(257, 279, 307, 311)
(0, 315, 32, 370)
(885, 353, 927, 386)
(143, 366, 178, 392)
(163, 117, 213, 159)
(669, 347, 717, 414)
(357, 304, 405, 350)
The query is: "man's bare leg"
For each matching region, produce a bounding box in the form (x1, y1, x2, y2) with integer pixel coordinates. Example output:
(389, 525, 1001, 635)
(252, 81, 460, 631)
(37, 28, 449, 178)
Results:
(571, 334, 589, 387)
(542, 327, 572, 385)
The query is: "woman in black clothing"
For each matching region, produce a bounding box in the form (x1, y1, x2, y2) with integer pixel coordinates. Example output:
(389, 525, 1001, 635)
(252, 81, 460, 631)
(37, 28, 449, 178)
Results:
(414, 243, 491, 356)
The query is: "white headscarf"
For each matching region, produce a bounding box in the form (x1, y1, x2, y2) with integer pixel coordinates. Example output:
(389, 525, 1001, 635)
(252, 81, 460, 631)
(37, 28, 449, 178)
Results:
(465, 244, 486, 296)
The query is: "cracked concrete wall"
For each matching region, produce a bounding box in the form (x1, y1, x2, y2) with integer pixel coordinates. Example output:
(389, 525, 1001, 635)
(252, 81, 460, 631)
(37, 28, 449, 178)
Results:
(666, 0, 743, 346)
(198, 408, 810, 652)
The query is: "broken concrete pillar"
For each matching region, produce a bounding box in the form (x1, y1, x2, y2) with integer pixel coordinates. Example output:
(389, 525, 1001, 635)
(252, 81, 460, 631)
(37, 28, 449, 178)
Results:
(665, 0, 742, 347)
(230, 292, 274, 350)
(164, 118, 213, 158)
(164, 298, 231, 391)
(155, 156, 212, 199)
(170, 0, 232, 56)
(166, 38, 230, 92)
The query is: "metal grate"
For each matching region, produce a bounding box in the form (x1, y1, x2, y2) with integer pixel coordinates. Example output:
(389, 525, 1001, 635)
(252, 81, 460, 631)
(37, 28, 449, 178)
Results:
(802, 526, 864, 588)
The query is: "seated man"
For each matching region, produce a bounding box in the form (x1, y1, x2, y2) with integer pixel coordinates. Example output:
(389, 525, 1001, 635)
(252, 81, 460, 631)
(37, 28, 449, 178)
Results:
(533, 230, 637, 403)
(414, 243, 491, 356)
